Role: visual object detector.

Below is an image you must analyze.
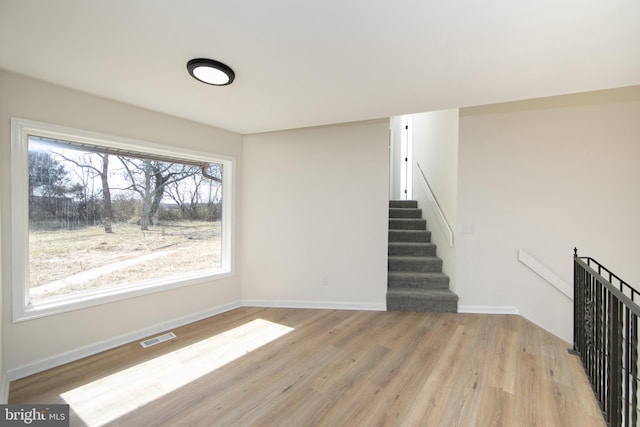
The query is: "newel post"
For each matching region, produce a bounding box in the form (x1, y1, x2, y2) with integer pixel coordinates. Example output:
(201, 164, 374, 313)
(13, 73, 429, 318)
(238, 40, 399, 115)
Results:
(572, 247, 580, 354)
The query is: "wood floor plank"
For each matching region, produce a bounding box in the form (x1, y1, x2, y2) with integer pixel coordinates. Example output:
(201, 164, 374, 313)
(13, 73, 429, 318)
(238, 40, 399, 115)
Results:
(9, 308, 606, 427)
(486, 326, 519, 394)
(475, 386, 517, 427)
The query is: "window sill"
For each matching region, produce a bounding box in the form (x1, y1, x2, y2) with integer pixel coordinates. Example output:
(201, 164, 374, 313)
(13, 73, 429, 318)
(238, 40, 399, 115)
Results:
(14, 269, 234, 323)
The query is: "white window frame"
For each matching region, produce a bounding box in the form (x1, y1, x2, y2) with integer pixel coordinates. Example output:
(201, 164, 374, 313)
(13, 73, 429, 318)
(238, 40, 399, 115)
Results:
(11, 118, 235, 322)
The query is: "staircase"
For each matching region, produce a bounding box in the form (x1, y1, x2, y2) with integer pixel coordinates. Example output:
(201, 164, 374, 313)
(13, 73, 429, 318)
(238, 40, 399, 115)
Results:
(386, 200, 458, 312)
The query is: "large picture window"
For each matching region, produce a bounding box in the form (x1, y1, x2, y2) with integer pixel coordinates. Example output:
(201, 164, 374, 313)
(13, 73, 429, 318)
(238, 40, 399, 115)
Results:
(11, 119, 234, 321)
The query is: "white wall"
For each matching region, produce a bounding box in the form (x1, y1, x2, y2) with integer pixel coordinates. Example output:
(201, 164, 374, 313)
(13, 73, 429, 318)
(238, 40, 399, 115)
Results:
(0, 190, 5, 402)
(242, 120, 389, 309)
(410, 110, 458, 291)
(457, 86, 640, 341)
(0, 70, 244, 377)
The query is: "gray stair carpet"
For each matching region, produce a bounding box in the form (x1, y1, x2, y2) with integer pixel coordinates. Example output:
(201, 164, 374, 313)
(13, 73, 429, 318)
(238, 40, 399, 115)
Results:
(386, 200, 458, 313)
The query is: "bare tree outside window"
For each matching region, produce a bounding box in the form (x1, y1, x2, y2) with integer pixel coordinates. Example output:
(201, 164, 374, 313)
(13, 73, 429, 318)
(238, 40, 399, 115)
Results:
(27, 136, 224, 303)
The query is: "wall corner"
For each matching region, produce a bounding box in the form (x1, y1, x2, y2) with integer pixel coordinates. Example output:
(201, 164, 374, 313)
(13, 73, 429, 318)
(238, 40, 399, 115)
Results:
(0, 372, 9, 403)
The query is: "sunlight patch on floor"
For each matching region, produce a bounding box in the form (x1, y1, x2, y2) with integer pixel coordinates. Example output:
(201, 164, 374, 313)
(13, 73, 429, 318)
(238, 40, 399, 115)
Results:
(61, 318, 293, 426)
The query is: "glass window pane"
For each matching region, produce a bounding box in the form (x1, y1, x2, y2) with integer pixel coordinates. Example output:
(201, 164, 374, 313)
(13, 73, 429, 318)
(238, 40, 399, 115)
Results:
(27, 135, 223, 304)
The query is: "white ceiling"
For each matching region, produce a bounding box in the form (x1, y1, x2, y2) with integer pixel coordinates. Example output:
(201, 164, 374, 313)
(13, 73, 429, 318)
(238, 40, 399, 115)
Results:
(1, 1, 639, 135)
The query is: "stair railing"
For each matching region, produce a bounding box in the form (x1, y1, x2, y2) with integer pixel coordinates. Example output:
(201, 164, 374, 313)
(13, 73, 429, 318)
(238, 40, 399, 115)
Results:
(415, 162, 454, 247)
(573, 248, 640, 426)
(518, 248, 573, 300)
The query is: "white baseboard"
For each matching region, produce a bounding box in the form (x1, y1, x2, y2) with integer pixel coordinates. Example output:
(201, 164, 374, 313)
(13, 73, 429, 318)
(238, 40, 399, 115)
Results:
(242, 299, 386, 312)
(458, 305, 520, 315)
(0, 372, 9, 403)
(7, 300, 241, 381)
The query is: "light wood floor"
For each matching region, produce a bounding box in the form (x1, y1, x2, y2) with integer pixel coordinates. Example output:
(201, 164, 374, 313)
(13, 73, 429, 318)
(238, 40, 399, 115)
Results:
(10, 308, 605, 427)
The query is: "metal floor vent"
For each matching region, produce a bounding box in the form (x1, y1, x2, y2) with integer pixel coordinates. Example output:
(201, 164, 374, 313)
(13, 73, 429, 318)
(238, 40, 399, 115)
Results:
(140, 332, 177, 348)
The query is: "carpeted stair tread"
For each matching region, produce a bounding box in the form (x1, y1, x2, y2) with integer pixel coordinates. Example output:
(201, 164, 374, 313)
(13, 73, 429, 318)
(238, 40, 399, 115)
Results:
(388, 288, 458, 300)
(389, 208, 423, 218)
(387, 271, 450, 290)
(386, 288, 458, 312)
(388, 242, 437, 256)
(388, 218, 427, 230)
(389, 200, 418, 209)
(389, 255, 441, 261)
(388, 230, 431, 242)
(388, 256, 443, 272)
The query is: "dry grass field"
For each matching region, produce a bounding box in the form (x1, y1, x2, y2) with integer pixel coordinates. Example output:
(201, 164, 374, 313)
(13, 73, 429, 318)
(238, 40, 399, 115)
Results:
(29, 221, 221, 301)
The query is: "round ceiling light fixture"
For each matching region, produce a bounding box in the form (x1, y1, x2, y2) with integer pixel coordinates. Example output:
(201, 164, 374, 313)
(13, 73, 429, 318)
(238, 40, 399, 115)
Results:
(187, 58, 235, 86)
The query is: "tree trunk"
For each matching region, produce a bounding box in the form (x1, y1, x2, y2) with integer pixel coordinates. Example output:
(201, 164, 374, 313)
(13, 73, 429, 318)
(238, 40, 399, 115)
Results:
(100, 154, 113, 233)
(140, 160, 153, 231)
(150, 165, 168, 224)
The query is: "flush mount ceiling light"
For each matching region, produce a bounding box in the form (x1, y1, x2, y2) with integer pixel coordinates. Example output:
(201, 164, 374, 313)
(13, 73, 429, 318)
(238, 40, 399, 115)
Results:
(187, 58, 235, 86)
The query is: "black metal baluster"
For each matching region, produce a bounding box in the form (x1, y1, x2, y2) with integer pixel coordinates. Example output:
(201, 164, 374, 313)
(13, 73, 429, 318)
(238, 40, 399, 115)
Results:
(579, 263, 584, 355)
(574, 250, 580, 353)
(597, 276, 604, 406)
(624, 306, 630, 426)
(591, 271, 598, 394)
(608, 297, 621, 426)
(590, 270, 596, 392)
(632, 313, 638, 427)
